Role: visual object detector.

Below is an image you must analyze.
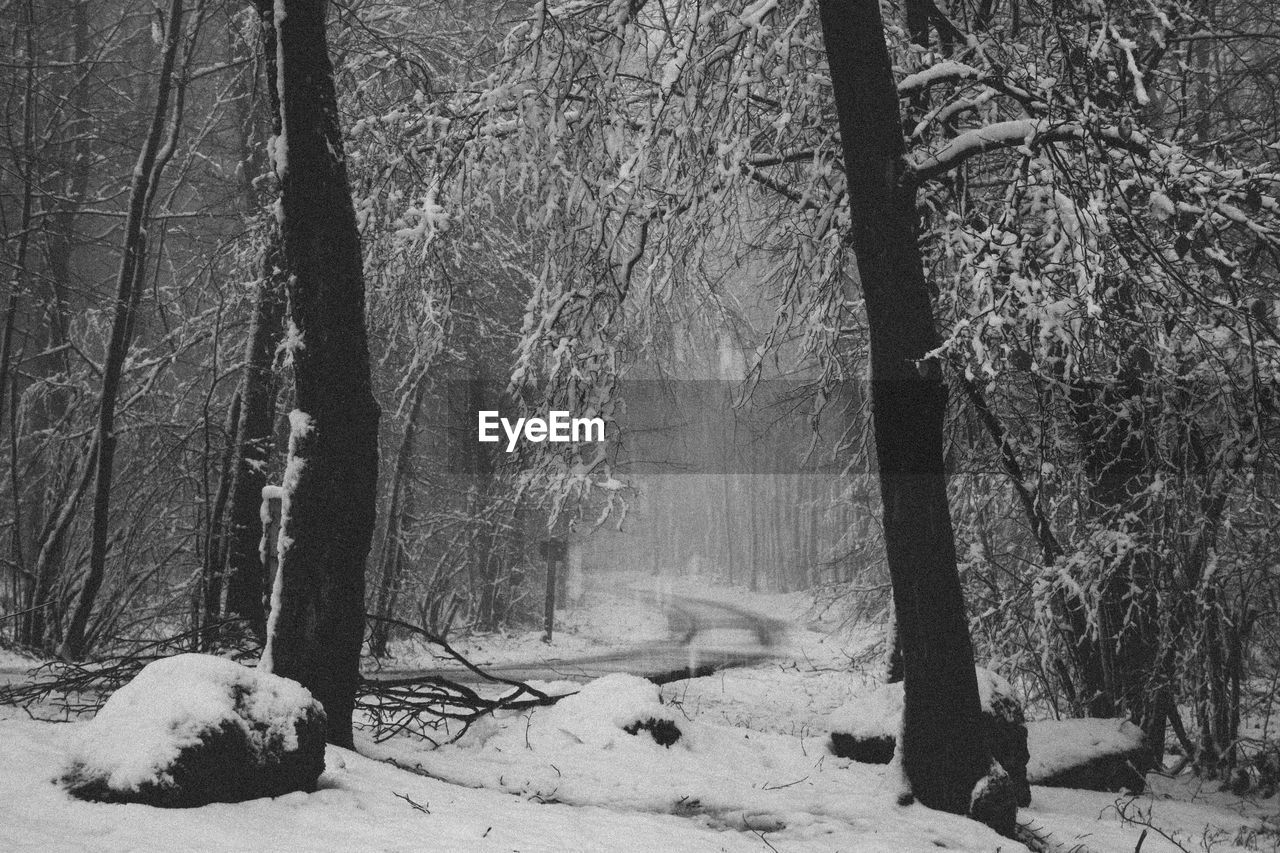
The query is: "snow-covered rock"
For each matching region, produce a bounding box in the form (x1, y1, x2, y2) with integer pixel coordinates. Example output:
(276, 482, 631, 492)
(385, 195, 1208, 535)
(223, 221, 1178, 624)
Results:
(61, 654, 326, 807)
(826, 678, 900, 764)
(827, 668, 1030, 805)
(1026, 717, 1147, 794)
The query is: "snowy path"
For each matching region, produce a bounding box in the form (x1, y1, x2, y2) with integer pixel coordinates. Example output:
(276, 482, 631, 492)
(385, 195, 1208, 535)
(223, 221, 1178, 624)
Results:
(364, 591, 789, 686)
(365, 642, 777, 686)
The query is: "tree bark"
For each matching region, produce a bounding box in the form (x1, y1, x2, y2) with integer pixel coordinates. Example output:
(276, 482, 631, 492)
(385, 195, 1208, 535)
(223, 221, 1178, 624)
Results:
(259, 0, 381, 750)
(816, 0, 1007, 826)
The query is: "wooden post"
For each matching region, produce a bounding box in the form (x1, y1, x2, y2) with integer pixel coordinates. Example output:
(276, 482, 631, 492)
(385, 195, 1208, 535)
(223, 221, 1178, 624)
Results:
(540, 538, 564, 642)
(543, 555, 556, 642)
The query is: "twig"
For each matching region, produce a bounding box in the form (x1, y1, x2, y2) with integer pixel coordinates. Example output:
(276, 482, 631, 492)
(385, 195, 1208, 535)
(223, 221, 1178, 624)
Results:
(393, 791, 430, 813)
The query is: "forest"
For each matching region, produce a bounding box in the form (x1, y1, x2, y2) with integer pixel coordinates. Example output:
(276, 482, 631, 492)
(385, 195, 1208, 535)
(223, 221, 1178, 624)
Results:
(2, 0, 1280, 849)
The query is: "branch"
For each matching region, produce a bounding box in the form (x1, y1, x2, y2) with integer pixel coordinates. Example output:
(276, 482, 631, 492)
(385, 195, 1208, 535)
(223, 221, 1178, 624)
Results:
(910, 119, 1150, 184)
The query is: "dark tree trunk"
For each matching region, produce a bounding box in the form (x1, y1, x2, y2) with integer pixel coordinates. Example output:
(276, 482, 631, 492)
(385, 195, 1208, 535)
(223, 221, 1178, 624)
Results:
(222, 234, 286, 636)
(259, 0, 381, 749)
(3, 0, 39, 643)
(208, 1, 284, 640)
(200, 390, 241, 638)
(369, 372, 429, 657)
(60, 0, 187, 660)
(465, 372, 501, 630)
(816, 0, 1008, 826)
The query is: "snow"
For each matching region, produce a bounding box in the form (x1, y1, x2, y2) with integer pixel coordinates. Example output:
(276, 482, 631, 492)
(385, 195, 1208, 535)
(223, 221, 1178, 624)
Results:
(1026, 717, 1144, 782)
(61, 654, 315, 794)
(278, 317, 305, 364)
(975, 667, 1015, 712)
(1, 716, 756, 853)
(2, 579, 1272, 851)
(369, 675, 1021, 851)
(826, 676, 901, 742)
(913, 119, 1149, 181)
(530, 672, 676, 746)
(393, 187, 450, 254)
(270, 0, 288, 178)
(1023, 780, 1267, 853)
(259, 484, 283, 568)
(897, 61, 983, 95)
(827, 667, 1013, 741)
(262, 410, 312, 673)
(0, 645, 41, 671)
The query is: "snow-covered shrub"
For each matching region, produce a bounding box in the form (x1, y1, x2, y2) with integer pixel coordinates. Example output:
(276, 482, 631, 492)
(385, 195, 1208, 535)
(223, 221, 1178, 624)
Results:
(1026, 718, 1146, 794)
(61, 654, 326, 807)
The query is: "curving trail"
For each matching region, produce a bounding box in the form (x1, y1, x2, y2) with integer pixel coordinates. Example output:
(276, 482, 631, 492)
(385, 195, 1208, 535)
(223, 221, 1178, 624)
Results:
(363, 592, 789, 687)
(0, 594, 791, 693)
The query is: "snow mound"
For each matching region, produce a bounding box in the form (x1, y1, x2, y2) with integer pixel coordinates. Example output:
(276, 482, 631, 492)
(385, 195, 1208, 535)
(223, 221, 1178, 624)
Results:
(62, 654, 325, 806)
(538, 673, 680, 748)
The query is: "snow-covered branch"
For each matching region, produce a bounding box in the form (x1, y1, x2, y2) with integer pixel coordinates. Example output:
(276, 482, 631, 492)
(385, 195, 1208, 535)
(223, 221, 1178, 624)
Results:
(910, 119, 1150, 184)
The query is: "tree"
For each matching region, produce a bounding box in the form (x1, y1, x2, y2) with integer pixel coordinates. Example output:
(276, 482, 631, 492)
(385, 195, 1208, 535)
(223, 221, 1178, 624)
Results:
(258, 0, 381, 749)
(217, 2, 287, 640)
(816, 0, 1010, 828)
(60, 0, 190, 660)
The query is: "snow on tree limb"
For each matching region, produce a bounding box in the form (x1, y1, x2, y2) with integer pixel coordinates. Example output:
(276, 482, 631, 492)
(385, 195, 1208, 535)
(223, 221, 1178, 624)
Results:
(896, 60, 984, 95)
(910, 119, 1151, 185)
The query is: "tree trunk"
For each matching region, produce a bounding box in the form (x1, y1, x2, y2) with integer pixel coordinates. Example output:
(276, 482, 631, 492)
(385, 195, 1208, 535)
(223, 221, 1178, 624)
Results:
(60, 0, 187, 660)
(222, 233, 286, 635)
(2, 0, 40, 644)
(259, 0, 381, 750)
(369, 371, 429, 657)
(816, 0, 1008, 828)
(201, 390, 241, 639)
(209, 0, 285, 640)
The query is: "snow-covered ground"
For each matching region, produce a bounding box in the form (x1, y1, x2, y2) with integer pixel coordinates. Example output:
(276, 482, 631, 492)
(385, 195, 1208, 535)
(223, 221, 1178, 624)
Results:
(1, 574, 1276, 852)
(0, 643, 43, 671)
